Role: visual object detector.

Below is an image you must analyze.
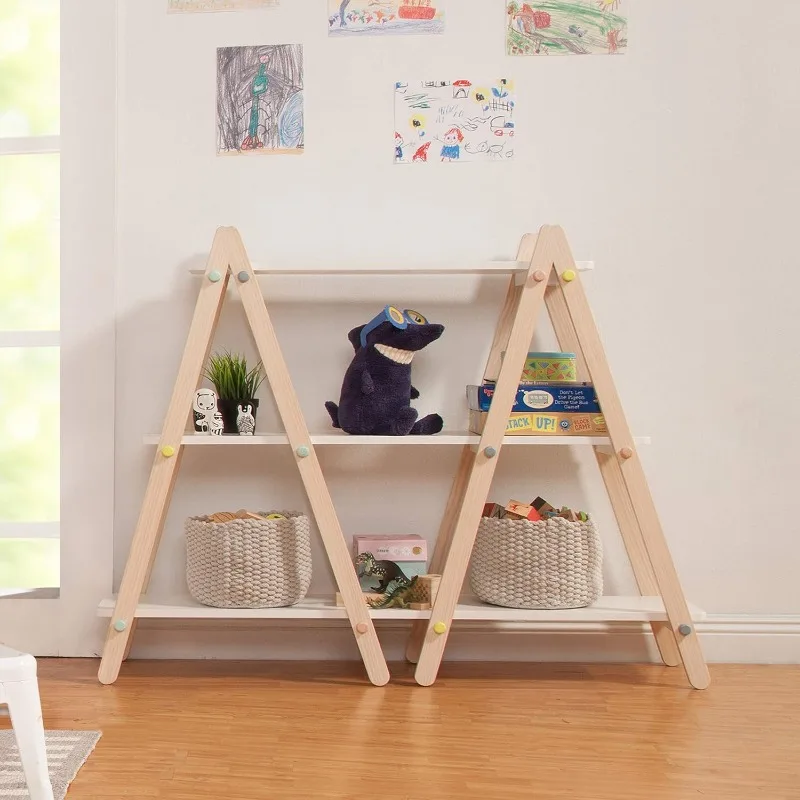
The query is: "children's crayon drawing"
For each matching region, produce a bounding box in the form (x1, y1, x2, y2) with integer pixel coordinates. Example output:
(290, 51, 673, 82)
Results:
(506, 1, 627, 56)
(394, 80, 516, 165)
(169, 0, 277, 11)
(216, 45, 304, 156)
(329, 0, 444, 37)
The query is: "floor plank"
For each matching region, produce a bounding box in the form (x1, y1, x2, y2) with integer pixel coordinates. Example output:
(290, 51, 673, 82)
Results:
(3, 660, 798, 799)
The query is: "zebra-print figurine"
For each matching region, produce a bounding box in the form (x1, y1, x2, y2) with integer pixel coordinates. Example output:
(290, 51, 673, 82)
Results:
(236, 403, 256, 435)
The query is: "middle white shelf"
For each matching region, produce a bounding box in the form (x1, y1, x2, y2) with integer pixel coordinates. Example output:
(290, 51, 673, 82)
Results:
(143, 431, 652, 447)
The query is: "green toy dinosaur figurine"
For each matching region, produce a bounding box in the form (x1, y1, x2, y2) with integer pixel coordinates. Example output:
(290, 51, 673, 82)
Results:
(367, 576, 419, 609)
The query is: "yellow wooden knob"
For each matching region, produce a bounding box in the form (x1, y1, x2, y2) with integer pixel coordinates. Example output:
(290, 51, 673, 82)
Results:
(161, 445, 175, 458)
(433, 622, 447, 635)
(356, 623, 368, 634)
(562, 270, 576, 282)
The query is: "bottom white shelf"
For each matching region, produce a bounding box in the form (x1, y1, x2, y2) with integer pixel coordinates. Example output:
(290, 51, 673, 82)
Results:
(97, 594, 706, 623)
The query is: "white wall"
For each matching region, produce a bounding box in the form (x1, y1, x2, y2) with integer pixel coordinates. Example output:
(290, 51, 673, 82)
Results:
(114, 0, 800, 662)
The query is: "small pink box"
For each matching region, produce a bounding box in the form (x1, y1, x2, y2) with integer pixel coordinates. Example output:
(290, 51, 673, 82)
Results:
(352, 534, 427, 562)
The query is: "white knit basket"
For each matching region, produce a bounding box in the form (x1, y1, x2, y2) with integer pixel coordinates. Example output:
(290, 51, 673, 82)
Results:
(185, 511, 312, 608)
(470, 517, 603, 609)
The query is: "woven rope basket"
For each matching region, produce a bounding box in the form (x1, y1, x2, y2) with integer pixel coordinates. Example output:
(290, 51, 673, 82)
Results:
(470, 517, 603, 609)
(185, 511, 312, 608)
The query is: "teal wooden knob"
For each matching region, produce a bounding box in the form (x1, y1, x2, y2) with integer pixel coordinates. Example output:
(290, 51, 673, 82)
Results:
(296, 446, 310, 458)
(678, 623, 692, 636)
(237, 271, 250, 283)
(208, 270, 221, 283)
(113, 619, 127, 632)
(484, 446, 497, 458)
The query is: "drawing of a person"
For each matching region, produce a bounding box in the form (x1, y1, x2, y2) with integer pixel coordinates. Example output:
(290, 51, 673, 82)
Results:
(440, 128, 464, 162)
(395, 132, 405, 162)
(241, 54, 269, 150)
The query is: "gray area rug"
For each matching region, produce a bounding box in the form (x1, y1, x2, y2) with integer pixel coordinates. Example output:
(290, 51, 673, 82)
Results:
(0, 730, 101, 799)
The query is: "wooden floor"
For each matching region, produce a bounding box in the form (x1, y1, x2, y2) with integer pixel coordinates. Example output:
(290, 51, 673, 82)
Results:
(4, 660, 799, 799)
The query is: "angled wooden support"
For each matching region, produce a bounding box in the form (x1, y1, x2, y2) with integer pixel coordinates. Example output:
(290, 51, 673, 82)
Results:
(99, 230, 232, 684)
(225, 229, 390, 686)
(544, 284, 681, 668)
(414, 227, 556, 686)
(548, 226, 709, 689)
(407, 235, 534, 665)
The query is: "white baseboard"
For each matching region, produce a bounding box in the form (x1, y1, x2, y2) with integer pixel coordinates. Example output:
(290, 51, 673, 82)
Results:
(115, 614, 800, 665)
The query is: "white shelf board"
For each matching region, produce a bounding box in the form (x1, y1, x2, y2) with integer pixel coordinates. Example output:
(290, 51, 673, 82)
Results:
(188, 261, 594, 277)
(144, 432, 651, 447)
(97, 594, 704, 623)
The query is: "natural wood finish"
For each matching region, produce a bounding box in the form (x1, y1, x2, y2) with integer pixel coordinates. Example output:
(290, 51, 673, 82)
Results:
(98, 231, 232, 685)
(405, 444, 473, 663)
(483, 234, 534, 381)
(595, 450, 681, 666)
(20, 660, 800, 800)
(224, 229, 389, 687)
(549, 226, 709, 689)
(544, 281, 680, 667)
(414, 230, 555, 686)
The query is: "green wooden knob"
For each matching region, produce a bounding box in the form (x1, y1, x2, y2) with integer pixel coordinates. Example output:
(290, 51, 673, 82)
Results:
(113, 619, 127, 632)
(678, 623, 692, 636)
(296, 446, 310, 458)
(484, 446, 497, 458)
(208, 270, 222, 283)
(237, 271, 250, 283)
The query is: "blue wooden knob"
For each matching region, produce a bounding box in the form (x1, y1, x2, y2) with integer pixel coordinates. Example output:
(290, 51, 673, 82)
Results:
(237, 271, 250, 283)
(484, 446, 497, 458)
(208, 270, 221, 283)
(296, 446, 310, 458)
(678, 623, 692, 636)
(113, 619, 127, 632)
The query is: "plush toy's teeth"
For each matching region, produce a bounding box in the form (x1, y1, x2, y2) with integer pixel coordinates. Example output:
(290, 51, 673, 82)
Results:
(375, 344, 414, 364)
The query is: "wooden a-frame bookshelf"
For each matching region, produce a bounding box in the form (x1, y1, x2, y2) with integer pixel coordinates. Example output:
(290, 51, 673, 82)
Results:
(97, 225, 709, 690)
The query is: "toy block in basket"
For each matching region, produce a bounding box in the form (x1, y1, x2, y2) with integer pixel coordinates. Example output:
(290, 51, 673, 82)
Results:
(185, 510, 312, 608)
(352, 534, 428, 593)
(472, 496, 602, 609)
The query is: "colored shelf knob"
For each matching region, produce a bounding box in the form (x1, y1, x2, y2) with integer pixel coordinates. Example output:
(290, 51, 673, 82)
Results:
(161, 445, 175, 458)
(237, 271, 250, 283)
(619, 447, 634, 460)
(296, 445, 310, 458)
(484, 446, 497, 459)
(207, 270, 222, 283)
(678, 623, 692, 636)
(113, 619, 127, 632)
(562, 269, 576, 283)
(356, 623, 368, 634)
(533, 270, 546, 283)
(433, 622, 447, 635)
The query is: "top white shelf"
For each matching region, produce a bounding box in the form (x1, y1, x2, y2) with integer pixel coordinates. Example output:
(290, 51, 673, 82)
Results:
(189, 261, 594, 277)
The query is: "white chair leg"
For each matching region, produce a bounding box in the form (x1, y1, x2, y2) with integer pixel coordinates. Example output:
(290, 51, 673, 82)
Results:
(5, 678, 55, 800)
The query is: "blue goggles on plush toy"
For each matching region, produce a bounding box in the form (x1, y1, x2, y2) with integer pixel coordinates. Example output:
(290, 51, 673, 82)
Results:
(360, 305, 428, 347)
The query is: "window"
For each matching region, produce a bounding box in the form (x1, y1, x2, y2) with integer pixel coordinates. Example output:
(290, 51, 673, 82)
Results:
(0, 1, 61, 590)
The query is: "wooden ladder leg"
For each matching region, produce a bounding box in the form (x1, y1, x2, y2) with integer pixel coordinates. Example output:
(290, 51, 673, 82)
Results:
(98, 231, 232, 685)
(414, 228, 555, 686)
(227, 230, 389, 686)
(544, 285, 680, 667)
(407, 242, 533, 664)
(595, 449, 681, 666)
(551, 227, 709, 689)
(406, 444, 474, 664)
